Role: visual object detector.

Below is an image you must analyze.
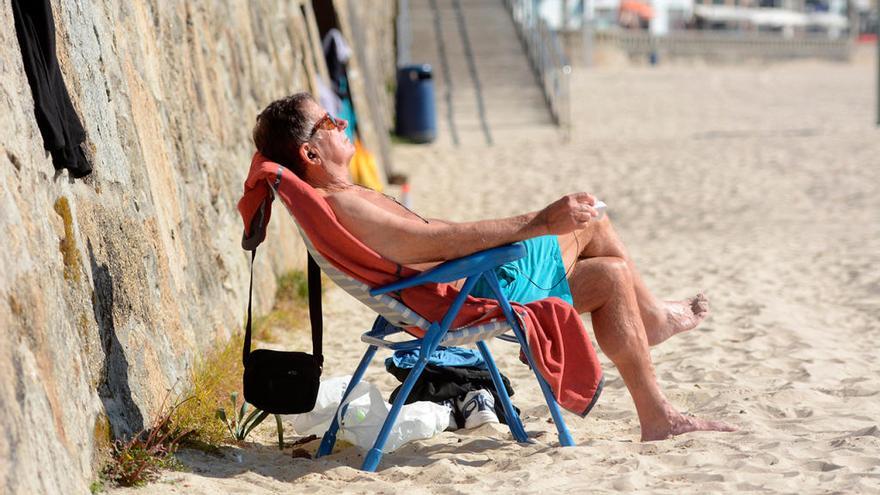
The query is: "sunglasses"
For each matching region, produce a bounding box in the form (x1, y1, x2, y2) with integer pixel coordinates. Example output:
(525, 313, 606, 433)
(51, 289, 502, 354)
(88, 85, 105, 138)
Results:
(308, 113, 341, 139)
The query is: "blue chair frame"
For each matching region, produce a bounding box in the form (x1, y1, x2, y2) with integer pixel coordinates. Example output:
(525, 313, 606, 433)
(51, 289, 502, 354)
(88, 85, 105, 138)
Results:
(314, 244, 575, 471)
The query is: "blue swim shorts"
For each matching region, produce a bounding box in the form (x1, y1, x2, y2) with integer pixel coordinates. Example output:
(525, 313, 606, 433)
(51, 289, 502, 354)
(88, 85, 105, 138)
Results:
(469, 236, 574, 305)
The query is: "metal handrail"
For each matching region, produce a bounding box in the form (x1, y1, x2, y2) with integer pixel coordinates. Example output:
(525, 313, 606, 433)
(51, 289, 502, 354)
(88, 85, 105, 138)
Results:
(503, 0, 572, 141)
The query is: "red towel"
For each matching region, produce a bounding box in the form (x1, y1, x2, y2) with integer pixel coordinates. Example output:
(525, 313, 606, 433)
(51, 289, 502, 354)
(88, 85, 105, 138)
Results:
(238, 153, 603, 415)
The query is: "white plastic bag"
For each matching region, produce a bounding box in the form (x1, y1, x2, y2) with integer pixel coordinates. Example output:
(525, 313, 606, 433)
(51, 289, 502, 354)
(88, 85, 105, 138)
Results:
(288, 375, 354, 436)
(337, 381, 451, 453)
(287, 376, 450, 452)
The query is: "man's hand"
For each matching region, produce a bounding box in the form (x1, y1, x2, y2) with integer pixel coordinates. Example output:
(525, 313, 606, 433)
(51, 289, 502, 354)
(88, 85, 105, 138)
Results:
(534, 193, 600, 235)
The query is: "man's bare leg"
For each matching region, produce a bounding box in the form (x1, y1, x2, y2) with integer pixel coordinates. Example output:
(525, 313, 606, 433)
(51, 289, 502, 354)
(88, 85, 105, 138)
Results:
(558, 216, 708, 346)
(567, 256, 735, 440)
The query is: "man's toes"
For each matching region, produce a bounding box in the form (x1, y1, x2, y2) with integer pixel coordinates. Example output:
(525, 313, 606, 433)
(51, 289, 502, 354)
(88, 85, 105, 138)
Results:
(696, 301, 710, 315)
(689, 299, 708, 315)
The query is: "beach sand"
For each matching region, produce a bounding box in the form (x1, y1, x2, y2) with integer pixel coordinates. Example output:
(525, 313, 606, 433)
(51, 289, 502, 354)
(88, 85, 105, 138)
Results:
(112, 58, 880, 493)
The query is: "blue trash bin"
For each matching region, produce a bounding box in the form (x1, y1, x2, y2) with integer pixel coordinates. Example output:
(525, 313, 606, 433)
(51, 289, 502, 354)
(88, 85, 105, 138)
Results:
(395, 64, 436, 143)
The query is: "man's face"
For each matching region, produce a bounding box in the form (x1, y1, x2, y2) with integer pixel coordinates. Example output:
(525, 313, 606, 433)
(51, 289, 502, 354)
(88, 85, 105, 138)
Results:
(302, 100, 355, 171)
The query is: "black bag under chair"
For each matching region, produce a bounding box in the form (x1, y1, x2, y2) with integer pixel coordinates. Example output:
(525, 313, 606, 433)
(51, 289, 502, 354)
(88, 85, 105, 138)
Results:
(241, 213, 325, 414)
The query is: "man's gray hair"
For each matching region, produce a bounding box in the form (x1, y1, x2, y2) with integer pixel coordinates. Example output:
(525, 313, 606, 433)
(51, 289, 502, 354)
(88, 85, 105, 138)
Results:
(252, 92, 316, 177)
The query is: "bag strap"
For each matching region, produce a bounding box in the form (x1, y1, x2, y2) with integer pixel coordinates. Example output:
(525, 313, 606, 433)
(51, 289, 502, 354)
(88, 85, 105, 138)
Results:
(242, 248, 324, 367)
(307, 253, 323, 366)
(243, 249, 257, 365)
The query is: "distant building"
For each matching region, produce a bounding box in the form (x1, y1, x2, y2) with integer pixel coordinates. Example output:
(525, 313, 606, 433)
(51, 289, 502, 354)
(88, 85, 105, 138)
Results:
(538, 0, 863, 37)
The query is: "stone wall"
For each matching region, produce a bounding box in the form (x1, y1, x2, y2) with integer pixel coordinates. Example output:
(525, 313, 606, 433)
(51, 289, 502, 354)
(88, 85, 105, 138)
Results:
(0, 1, 395, 493)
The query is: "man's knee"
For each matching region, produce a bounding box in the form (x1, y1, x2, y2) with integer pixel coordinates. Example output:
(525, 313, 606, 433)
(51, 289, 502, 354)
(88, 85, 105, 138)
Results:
(598, 256, 631, 289)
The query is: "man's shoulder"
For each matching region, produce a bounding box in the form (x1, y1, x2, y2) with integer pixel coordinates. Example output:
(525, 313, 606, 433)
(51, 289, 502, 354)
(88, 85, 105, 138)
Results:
(325, 188, 387, 223)
(325, 187, 379, 210)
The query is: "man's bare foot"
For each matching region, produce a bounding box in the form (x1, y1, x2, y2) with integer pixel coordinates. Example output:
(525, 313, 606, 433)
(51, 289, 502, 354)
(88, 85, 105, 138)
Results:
(646, 293, 710, 346)
(641, 410, 738, 441)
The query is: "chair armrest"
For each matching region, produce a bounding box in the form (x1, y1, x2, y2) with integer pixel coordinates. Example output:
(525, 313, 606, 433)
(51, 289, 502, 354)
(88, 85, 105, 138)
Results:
(369, 243, 526, 296)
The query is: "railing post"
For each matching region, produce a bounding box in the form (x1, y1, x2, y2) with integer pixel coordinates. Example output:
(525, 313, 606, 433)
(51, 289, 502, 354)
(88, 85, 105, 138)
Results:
(502, 0, 571, 137)
(562, 64, 572, 142)
(582, 0, 593, 67)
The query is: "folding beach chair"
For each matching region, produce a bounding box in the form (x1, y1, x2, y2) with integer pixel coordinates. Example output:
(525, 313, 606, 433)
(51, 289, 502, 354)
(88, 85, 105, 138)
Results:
(290, 226, 578, 472)
(241, 158, 597, 472)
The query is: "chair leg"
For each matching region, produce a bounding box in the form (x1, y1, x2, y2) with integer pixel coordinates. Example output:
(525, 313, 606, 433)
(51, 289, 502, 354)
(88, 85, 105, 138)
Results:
(361, 346, 434, 472)
(475, 341, 530, 443)
(529, 362, 576, 447)
(316, 344, 378, 458)
(482, 270, 576, 447)
(508, 324, 576, 447)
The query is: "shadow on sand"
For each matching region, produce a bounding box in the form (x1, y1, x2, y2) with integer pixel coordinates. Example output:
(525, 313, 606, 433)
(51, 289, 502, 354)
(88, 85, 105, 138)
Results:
(174, 429, 541, 481)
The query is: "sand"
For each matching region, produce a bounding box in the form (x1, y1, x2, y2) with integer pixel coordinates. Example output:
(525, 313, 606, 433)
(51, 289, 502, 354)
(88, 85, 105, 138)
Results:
(111, 58, 880, 494)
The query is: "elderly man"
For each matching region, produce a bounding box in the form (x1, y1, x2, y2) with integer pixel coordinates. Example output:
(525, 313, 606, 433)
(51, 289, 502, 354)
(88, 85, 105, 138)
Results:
(252, 92, 735, 440)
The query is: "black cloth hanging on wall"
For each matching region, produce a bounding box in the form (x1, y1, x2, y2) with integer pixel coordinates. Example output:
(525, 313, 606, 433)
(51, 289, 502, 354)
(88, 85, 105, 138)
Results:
(322, 28, 351, 100)
(12, 0, 92, 178)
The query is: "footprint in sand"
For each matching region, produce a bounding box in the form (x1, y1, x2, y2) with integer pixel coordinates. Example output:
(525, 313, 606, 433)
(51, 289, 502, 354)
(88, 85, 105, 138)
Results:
(802, 460, 845, 472)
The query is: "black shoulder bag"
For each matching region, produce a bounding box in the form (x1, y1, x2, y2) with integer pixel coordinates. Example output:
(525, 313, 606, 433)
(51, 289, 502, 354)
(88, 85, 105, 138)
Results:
(241, 205, 323, 414)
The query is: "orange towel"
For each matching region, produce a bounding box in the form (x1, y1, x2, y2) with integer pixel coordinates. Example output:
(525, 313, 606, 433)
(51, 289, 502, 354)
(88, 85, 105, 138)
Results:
(238, 153, 603, 415)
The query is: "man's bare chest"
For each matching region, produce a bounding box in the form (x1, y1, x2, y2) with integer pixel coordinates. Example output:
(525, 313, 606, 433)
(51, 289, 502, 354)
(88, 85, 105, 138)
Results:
(354, 188, 429, 224)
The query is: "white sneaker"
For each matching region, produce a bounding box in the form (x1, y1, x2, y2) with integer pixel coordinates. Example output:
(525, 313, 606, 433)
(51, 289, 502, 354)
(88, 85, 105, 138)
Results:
(440, 399, 459, 431)
(457, 390, 499, 429)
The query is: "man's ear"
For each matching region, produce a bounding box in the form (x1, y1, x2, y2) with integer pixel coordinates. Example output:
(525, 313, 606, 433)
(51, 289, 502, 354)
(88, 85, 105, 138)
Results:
(298, 143, 318, 164)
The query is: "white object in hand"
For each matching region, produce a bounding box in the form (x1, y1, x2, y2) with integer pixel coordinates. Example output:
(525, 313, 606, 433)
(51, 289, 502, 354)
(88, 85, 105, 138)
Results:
(593, 200, 607, 220)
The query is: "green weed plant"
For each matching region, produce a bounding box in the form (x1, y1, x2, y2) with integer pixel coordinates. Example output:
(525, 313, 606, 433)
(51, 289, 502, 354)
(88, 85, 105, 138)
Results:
(216, 392, 285, 448)
(216, 392, 269, 441)
(171, 336, 243, 446)
(101, 398, 190, 487)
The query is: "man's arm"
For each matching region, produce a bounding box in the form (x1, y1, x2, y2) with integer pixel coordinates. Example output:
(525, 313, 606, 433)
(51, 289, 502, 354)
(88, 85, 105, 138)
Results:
(327, 191, 599, 265)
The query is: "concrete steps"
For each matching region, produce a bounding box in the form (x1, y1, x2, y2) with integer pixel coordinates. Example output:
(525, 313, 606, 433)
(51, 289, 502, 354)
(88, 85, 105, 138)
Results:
(406, 0, 560, 147)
